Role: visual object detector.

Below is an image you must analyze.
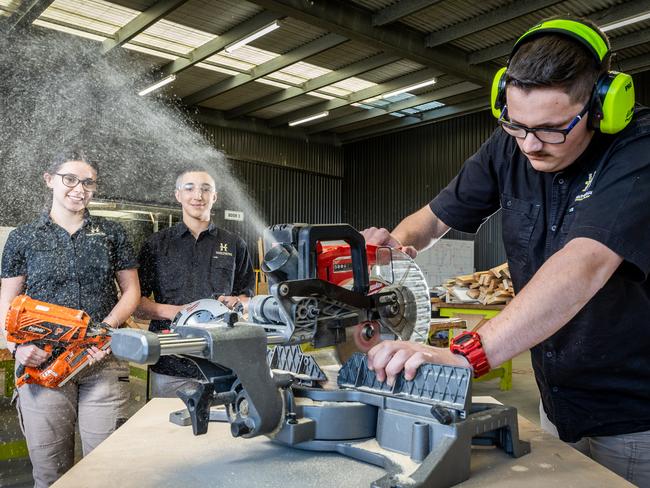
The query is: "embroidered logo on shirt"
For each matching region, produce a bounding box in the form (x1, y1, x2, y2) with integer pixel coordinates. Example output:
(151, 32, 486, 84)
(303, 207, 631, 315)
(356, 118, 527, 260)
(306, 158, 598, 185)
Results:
(214, 242, 233, 257)
(86, 226, 106, 236)
(575, 171, 596, 202)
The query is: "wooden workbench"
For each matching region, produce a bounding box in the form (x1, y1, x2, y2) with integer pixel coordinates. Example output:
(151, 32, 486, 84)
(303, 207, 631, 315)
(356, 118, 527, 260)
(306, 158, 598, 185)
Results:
(53, 398, 632, 488)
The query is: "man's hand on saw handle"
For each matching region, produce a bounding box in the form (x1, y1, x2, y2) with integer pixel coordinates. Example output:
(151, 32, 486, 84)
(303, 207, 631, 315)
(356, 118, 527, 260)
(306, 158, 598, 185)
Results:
(362, 227, 418, 259)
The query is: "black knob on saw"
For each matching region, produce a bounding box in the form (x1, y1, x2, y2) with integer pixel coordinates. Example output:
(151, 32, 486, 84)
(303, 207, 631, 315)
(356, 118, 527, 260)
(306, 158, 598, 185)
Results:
(430, 405, 453, 425)
(231, 419, 252, 437)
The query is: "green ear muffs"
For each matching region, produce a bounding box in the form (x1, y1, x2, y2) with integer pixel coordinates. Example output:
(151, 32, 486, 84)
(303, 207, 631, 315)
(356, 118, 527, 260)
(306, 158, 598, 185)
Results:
(590, 71, 635, 134)
(491, 67, 507, 119)
(491, 19, 635, 134)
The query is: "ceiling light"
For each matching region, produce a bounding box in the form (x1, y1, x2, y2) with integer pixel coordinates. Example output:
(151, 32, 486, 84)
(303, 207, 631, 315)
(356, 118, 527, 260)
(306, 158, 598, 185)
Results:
(601, 11, 650, 31)
(288, 111, 329, 126)
(224, 21, 281, 54)
(381, 78, 437, 99)
(138, 75, 176, 96)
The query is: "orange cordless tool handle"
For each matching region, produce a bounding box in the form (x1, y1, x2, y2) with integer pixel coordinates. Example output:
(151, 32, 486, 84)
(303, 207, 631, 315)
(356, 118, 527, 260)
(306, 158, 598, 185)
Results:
(5, 295, 112, 388)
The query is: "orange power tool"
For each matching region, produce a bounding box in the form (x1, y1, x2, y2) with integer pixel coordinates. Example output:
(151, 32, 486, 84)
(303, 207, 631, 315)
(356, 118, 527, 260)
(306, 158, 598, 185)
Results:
(5, 295, 112, 388)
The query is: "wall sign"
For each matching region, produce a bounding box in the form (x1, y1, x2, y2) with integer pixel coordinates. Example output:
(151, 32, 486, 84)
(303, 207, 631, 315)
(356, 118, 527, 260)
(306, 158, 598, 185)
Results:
(225, 210, 244, 221)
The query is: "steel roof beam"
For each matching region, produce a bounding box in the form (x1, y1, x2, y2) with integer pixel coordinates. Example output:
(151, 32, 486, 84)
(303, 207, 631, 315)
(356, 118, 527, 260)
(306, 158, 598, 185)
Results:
(245, 0, 493, 85)
(101, 0, 189, 54)
(426, 0, 563, 48)
(160, 10, 282, 77)
(620, 53, 650, 73)
(225, 53, 400, 118)
(267, 68, 442, 127)
(339, 96, 489, 143)
(468, 0, 650, 65)
(307, 81, 483, 133)
(3, 0, 55, 33)
(183, 33, 347, 106)
(372, 0, 445, 27)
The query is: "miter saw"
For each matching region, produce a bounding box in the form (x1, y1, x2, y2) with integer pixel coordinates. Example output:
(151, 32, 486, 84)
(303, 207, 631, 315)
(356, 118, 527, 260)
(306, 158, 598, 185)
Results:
(111, 224, 529, 488)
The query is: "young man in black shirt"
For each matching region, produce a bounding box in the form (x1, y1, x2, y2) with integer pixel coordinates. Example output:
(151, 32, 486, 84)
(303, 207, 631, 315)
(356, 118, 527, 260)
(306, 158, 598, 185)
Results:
(365, 18, 650, 485)
(137, 169, 255, 397)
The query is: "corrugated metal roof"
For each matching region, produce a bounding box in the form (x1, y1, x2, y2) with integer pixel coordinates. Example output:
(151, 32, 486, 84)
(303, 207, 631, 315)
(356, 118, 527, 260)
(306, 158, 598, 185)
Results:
(164, 0, 262, 36)
(98, 0, 154, 10)
(250, 18, 330, 55)
(8, 0, 650, 142)
(133, 19, 217, 54)
(307, 41, 383, 70)
(351, 0, 395, 10)
(0, 0, 24, 14)
(450, 0, 617, 52)
(617, 42, 650, 60)
(166, 65, 230, 98)
(197, 80, 284, 110)
(360, 59, 427, 84)
(399, 0, 507, 34)
(249, 93, 329, 118)
(41, 0, 138, 36)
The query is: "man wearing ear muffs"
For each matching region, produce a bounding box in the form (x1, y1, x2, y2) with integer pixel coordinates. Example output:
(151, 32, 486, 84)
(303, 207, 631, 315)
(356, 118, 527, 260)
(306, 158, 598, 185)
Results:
(363, 16, 650, 485)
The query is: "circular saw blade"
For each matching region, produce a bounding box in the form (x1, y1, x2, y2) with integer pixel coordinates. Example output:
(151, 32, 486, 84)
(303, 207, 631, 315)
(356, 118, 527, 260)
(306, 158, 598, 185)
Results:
(335, 247, 431, 363)
(387, 248, 431, 343)
(172, 299, 231, 328)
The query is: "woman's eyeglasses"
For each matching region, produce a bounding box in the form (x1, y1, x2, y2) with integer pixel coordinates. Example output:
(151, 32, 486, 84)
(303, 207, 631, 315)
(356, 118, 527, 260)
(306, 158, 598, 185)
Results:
(56, 173, 98, 191)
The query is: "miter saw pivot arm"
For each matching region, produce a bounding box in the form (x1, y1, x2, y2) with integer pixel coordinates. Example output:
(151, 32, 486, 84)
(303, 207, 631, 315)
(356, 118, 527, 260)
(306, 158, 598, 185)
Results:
(251, 223, 418, 347)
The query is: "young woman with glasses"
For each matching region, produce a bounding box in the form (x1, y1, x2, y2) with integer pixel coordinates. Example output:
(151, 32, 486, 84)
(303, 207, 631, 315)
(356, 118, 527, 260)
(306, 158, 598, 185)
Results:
(0, 149, 140, 488)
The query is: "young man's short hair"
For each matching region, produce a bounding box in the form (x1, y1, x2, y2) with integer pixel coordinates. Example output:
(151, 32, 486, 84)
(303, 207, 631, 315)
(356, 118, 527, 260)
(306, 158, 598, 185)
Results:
(174, 168, 217, 190)
(506, 17, 611, 104)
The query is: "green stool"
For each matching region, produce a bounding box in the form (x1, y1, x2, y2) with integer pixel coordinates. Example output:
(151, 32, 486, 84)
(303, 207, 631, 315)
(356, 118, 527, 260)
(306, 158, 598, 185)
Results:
(439, 306, 512, 391)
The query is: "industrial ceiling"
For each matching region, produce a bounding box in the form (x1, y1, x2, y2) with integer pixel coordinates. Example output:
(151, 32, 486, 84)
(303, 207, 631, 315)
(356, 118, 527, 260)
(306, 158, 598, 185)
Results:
(2, 0, 649, 144)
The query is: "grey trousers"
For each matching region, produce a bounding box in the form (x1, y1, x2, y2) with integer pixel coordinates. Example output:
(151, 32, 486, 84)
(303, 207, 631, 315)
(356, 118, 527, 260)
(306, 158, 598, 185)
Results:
(15, 357, 130, 488)
(149, 371, 200, 398)
(540, 401, 650, 487)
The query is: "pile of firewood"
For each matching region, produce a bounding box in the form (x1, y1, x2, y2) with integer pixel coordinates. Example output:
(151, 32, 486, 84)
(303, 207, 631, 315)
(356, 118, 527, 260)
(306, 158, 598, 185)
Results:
(444, 263, 514, 305)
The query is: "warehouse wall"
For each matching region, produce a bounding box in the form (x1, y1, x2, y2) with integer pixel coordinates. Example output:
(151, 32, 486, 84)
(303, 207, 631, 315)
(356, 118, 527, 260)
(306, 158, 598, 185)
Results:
(343, 110, 503, 272)
(343, 70, 650, 273)
(200, 126, 344, 263)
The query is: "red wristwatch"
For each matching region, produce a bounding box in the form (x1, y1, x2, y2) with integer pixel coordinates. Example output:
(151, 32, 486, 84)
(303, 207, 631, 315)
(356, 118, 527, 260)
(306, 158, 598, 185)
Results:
(450, 331, 491, 378)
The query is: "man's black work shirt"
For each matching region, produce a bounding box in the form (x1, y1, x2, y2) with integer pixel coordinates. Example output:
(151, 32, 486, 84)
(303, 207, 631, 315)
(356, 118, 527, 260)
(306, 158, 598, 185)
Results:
(138, 222, 255, 378)
(1, 212, 138, 323)
(430, 107, 650, 443)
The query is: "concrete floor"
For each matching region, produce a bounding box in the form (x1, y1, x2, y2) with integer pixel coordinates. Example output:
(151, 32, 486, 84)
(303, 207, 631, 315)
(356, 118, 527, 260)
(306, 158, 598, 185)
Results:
(473, 350, 540, 424)
(0, 352, 539, 488)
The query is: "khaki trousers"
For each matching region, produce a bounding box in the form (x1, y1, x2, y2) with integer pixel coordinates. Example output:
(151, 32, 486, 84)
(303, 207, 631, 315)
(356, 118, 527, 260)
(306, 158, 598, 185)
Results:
(540, 401, 650, 487)
(15, 357, 130, 488)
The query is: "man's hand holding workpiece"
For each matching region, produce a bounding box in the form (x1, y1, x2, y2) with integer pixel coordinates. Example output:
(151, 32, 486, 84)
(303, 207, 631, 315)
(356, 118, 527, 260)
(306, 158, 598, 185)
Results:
(367, 341, 470, 386)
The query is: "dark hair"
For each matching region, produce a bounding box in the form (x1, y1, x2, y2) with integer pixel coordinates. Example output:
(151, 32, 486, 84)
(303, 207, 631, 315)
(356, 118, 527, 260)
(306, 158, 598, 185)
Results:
(46, 148, 98, 174)
(506, 17, 611, 104)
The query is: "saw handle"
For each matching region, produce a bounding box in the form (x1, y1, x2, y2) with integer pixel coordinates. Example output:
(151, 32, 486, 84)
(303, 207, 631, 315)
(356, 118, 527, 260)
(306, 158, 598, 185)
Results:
(297, 224, 369, 295)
